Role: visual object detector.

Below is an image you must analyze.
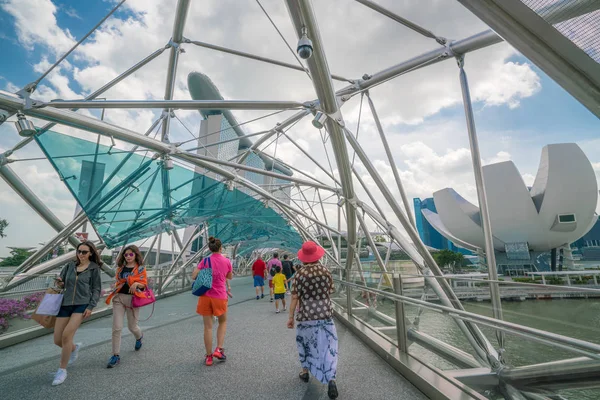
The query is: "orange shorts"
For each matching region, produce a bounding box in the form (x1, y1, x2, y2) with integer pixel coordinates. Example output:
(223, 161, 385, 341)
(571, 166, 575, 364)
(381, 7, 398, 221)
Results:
(268, 280, 274, 289)
(196, 296, 228, 317)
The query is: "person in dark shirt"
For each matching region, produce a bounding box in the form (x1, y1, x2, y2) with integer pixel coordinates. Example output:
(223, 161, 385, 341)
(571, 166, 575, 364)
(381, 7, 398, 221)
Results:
(105, 245, 147, 369)
(281, 254, 294, 294)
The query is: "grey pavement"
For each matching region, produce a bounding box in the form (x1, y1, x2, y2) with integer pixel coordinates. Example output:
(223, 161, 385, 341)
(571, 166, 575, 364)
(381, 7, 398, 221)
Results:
(0, 276, 426, 400)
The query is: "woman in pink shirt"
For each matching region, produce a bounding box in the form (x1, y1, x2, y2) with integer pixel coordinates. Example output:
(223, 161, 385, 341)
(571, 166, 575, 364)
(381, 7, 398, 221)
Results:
(192, 236, 233, 366)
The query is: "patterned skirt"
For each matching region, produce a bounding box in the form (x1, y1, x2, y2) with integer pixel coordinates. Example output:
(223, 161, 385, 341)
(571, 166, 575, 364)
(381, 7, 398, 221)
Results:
(296, 319, 338, 384)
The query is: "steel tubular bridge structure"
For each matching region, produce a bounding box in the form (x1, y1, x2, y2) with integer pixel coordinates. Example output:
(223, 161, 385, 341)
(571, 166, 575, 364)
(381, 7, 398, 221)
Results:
(1, 1, 600, 399)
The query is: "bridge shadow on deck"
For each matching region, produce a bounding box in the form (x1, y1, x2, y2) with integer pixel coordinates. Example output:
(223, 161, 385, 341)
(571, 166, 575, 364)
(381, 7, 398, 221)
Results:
(0, 277, 426, 400)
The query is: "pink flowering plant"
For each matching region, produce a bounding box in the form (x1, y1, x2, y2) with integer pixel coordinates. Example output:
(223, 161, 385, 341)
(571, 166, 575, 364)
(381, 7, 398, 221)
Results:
(0, 292, 44, 333)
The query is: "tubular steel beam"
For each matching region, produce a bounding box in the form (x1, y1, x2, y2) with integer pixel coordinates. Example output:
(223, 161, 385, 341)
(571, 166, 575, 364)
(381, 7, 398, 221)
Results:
(499, 356, 600, 391)
(408, 329, 480, 369)
(7, 211, 87, 280)
(161, 0, 191, 142)
(337, 279, 600, 359)
(344, 126, 497, 365)
(0, 91, 341, 237)
(456, 0, 600, 119)
(365, 92, 415, 228)
(236, 109, 310, 164)
(457, 56, 504, 349)
(27, 0, 126, 91)
(161, 227, 202, 291)
(354, 0, 444, 43)
(285, 0, 358, 301)
(336, 0, 598, 99)
(4, 45, 170, 153)
(0, 163, 80, 249)
(45, 99, 307, 110)
(185, 39, 350, 82)
(279, 130, 341, 186)
(1, 243, 106, 292)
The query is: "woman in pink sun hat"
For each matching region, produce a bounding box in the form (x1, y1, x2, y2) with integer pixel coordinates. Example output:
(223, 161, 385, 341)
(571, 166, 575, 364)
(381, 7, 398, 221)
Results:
(286, 241, 338, 399)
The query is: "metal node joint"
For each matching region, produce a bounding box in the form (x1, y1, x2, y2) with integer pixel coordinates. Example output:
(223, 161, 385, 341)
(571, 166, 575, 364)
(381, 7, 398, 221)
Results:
(441, 41, 457, 60)
(329, 110, 345, 127)
(0, 152, 12, 166)
(435, 36, 448, 46)
(456, 54, 466, 69)
(345, 196, 359, 208)
(167, 38, 181, 48)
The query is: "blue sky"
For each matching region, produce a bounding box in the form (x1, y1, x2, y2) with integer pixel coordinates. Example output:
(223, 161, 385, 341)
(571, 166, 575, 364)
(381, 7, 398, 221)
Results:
(0, 1, 110, 87)
(0, 0, 599, 256)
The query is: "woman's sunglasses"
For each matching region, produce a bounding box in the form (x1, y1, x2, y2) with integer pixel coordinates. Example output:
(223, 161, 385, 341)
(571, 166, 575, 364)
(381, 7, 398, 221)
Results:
(77, 250, 90, 255)
(124, 252, 135, 257)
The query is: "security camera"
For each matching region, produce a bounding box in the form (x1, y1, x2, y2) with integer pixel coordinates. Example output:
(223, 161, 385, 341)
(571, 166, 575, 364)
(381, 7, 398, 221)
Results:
(297, 29, 313, 60)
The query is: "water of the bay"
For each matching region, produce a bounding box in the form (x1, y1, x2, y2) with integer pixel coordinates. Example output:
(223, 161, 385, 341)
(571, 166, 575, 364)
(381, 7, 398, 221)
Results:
(370, 297, 600, 399)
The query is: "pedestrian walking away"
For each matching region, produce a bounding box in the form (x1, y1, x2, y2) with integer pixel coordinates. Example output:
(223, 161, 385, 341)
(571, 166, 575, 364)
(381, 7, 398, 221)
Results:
(272, 265, 288, 313)
(51, 241, 102, 386)
(267, 252, 282, 302)
(281, 254, 294, 295)
(105, 245, 149, 368)
(251, 257, 267, 300)
(287, 241, 339, 399)
(192, 236, 233, 366)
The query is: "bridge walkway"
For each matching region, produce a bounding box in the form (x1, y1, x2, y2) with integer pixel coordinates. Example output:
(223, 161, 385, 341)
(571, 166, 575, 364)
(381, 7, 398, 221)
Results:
(0, 276, 426, 400)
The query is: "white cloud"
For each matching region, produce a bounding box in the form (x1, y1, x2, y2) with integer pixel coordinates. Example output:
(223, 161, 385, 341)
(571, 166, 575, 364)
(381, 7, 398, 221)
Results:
(1, 0, 75, 54)
(1, 0, 591, 254)
(64, 6, 82, 20)
(472, 60, 541, 109)
(485, 151, 511, 165)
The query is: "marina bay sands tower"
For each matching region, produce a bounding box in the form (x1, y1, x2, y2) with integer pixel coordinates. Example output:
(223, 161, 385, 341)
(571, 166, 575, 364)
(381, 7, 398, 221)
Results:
(182, 72, 292, 252)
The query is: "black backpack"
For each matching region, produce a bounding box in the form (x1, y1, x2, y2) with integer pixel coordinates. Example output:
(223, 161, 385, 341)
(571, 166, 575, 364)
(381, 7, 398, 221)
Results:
(270, 266, 277, 277)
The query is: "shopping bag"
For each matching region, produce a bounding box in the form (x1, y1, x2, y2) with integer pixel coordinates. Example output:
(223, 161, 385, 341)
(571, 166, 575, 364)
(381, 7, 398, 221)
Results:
(36, 293, 64, 316)
(32, 287, 62, 329)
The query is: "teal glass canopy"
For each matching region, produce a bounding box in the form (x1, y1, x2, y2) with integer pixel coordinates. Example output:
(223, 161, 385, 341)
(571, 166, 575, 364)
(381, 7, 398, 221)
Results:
(35, 130, 303, 254)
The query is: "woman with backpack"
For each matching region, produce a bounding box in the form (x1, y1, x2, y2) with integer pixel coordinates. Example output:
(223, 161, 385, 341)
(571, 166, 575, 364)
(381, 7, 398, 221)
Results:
(52, 241, 102, 386)
(192, 236, 233, 366)
(104, 244, 148, 368)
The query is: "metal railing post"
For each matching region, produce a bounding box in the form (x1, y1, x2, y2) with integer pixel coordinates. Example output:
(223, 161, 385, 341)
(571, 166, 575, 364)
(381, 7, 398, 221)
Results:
(157, 269, 164, 296)
(393, 273, 409, 353)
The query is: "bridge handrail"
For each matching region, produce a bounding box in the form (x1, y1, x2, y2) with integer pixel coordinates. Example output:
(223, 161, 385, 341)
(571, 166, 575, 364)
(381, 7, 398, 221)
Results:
(329, 265, 600, 293)
(333, 278, 600, 359)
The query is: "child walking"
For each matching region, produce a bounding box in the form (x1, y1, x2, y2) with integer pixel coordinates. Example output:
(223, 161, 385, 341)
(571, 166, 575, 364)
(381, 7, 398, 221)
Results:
(272, 266, 288, 313)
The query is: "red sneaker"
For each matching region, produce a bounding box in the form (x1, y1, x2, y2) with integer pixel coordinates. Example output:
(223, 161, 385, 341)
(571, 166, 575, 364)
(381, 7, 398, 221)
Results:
(205, 354, 213, 366)
(212, 347, 226, 361)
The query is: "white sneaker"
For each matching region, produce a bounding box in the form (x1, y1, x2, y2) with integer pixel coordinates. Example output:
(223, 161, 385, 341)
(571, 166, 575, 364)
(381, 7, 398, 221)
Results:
(52, 368, 67, 386)
(283, 307, 287, 311)
(276, 309, 280, 313)
(68, 343, 82, 365)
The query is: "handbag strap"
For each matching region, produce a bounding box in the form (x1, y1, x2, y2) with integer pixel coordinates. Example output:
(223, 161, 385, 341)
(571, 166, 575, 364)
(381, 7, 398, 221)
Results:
(201, 256, 212, 270)
(138, 302, 155, 322)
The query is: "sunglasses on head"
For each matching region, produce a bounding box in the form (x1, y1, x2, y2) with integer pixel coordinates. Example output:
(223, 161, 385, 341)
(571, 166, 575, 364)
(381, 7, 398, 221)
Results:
(124, 252, 135, 257)
(77, 250, 90, 255)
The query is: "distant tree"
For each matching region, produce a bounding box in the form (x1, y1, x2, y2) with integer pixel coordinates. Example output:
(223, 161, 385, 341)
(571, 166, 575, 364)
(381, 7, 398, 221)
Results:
(0, 247, 35, 267)
(373, 235, 386, 243)
(433, 249, 465, 274)
(0, 218, 8, 238)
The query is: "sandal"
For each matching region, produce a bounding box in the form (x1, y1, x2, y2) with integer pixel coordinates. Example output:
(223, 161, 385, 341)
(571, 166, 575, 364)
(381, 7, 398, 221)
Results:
(299, 371, 309, 383)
